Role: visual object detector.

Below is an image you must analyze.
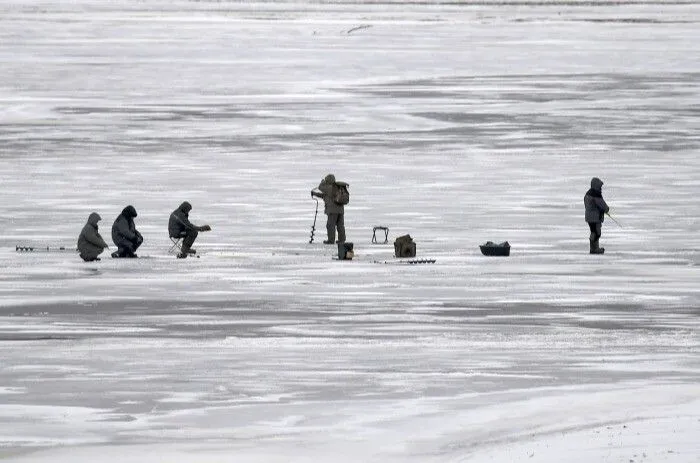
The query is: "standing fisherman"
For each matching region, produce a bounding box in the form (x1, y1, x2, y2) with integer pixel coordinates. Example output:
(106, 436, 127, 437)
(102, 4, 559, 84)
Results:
(311, 174, 348, 244)
(584, 177, 610, 254)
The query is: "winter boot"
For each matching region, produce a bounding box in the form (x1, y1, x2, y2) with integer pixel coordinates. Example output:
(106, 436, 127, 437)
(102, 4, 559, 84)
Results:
(590, 240, 605, 254)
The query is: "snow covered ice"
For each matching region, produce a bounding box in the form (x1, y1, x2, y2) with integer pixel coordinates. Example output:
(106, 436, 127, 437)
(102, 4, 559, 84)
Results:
(1, 1, 699, 462)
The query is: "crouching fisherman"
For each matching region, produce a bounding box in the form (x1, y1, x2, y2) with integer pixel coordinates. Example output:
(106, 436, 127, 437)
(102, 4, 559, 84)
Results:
(168, 201, 211, 258)
(584, 177, 610, 254)
(77, 212, 109, 261)
(111, 205, 143, 258)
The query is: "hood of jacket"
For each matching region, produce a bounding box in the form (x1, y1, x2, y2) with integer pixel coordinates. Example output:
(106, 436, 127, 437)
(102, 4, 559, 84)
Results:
(590, 177, 604, 192)
(121, 205, 137, 218)
(87, 212, 101, 226)
(178, 201, 192, 214)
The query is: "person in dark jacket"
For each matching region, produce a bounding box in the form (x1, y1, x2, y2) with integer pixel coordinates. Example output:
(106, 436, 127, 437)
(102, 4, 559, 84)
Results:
(584, 177, 610, 254)
(311, 173, 346, 244)
(168, 201, 211, 258)
(77, 212, 109, 261)
(111, 205, 143, 258)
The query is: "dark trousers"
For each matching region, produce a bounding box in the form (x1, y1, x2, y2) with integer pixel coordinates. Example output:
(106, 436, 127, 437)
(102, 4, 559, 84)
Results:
(326, 213, 345, 243)
(175, 229, 198, 253)
(588, 222, 602, 250)
(116, 235, 143, 257)
(80, 250, 103, 262)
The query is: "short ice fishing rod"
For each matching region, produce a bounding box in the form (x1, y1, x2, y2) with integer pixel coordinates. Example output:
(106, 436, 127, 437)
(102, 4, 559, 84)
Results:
(606, 212, 622, 228)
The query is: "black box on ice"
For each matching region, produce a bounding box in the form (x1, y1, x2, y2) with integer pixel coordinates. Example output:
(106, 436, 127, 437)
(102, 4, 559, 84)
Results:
(338, 242, 354, 260)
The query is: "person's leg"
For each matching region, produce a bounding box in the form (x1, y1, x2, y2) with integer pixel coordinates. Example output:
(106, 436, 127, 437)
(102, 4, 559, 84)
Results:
(336, 213, 346, 243)
(114, 240, 135, 257)
(81, 249, 101, 261)
(133, 235, 143, 252)
(324, 214, 336, 244)
(595, 222, 603, 252)
(180, 229, 198, 256)
(588, 222, 603, 254)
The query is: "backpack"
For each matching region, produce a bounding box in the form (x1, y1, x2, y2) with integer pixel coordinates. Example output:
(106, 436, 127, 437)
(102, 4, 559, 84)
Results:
(333, 181, 350, 206)
(394, 234, 416, 258)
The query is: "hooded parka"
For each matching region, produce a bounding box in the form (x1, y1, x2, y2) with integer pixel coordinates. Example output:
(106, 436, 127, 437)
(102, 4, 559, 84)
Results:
(168, 201, 196, 237)
(112, 206, 141, 245)
(584, 177, 609, 223)
(112, 205, 143, 256)
(77, 212, 109, 260)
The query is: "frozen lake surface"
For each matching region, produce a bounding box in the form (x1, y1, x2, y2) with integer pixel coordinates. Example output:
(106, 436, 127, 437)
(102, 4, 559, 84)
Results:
(0, 1, 699, 461)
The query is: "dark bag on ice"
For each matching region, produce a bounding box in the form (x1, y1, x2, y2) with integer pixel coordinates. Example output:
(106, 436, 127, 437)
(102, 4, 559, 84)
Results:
(394, 234, 416, 258)
(479, 241, 510, 256)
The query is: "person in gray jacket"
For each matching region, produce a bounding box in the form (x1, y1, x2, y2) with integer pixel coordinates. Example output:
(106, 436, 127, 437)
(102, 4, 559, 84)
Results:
(111, 205, 143, 258)
(168, 201, 211, 258)
(584, 177, 610, 254)
(311, 173, 346, 244)
(77, 212, 109, 261)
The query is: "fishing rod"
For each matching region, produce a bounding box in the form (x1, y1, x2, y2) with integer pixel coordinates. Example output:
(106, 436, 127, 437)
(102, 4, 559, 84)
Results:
(606, 212, 623, 228)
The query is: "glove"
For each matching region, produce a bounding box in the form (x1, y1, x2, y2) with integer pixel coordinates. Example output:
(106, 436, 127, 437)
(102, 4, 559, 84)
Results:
(200, 225, 212, 232)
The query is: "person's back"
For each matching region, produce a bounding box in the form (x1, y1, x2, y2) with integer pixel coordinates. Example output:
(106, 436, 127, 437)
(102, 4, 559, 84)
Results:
(77, 212, 108, 261)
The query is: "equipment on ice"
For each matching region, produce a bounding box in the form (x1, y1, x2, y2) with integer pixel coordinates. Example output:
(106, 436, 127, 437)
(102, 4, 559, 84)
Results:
(338, 242, 354, 260)
(309, 193, 320, 243)
(479, 241, 510, 256)
(394, 234, 416, 258)
(372, 226, 389, 244)
(16, 245, 76, 252)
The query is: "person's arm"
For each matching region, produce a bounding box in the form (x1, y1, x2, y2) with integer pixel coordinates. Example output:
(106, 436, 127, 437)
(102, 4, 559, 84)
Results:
(596, 197, 609, 214)
(174, 211, 197, 231)
(175, 211, 210, 232)
(317, 181, 331, 197)
(85, 227, 108, 249)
